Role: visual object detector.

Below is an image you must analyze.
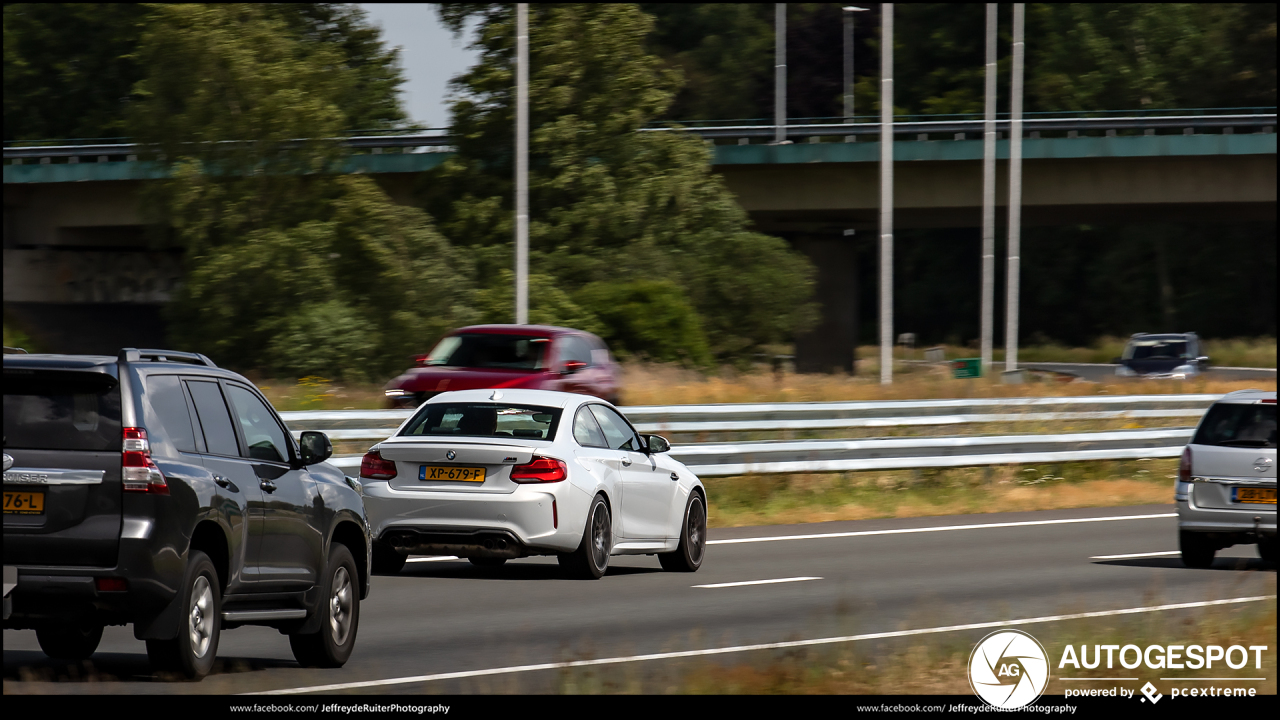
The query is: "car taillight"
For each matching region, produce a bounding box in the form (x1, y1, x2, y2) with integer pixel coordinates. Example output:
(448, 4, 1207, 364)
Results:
(122, 427, 168, 494)
(1178, 446, 1193, 484)
(360, 450, 398, 480)
(1261, 398, 1276, 404)
(510, 456, 568, 483)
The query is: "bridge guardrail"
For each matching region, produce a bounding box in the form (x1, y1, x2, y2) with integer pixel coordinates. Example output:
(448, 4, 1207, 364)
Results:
(7, 114, 1274, 161)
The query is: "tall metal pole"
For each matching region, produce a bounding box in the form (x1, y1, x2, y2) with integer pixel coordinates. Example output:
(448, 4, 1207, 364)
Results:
(979, 3, 997, 375)
(879, 3, 894, 385)
(775, 3, 786, 144)
(1004, 3, 1025, 373)
(843, 7, 868, 142)
(515, 4, 529, 325)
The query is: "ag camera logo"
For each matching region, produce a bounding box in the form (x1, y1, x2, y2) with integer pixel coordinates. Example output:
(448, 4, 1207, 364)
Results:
(969, 630, 1050, 709)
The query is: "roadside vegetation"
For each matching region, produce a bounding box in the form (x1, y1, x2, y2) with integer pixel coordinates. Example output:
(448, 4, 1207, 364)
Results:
(541, 599, 1276, 695)
(705, 459, 1180, 528)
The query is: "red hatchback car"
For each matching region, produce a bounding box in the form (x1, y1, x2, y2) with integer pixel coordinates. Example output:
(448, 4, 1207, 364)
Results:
(383, 325, 622, 408)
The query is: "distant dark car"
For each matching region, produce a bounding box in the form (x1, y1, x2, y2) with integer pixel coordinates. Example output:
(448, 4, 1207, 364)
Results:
(1113, 332, 1210, 379)
(384, 325, 621, 408)
(3, 348, 369, 679)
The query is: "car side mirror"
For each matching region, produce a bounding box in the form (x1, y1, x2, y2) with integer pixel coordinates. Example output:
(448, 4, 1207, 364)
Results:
(644, 434, 671, 454)
(1196, 356, 1210, 364)
(299, 431, 333, 466)
(561, 360, 587, 375)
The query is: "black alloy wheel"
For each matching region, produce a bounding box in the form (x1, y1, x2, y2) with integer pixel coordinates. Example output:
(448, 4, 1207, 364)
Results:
(659, 492, 706, 572)
(560, 495, 611, 579)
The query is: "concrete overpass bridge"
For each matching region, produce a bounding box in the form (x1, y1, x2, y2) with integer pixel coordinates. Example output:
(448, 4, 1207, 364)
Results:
(4, 111, 1275, 361)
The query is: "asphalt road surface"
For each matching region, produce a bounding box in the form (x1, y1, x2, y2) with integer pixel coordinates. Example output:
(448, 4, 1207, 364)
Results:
(1022, 363, 1277, 384)
(4, 504, 1275, 695)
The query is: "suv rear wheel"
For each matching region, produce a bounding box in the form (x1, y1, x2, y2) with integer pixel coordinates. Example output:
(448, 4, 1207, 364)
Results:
(146, 550, 221, 679)
(1180, 531, 1216, 569)
(290, 543, 360, 667)
(36, 620, 104, 661)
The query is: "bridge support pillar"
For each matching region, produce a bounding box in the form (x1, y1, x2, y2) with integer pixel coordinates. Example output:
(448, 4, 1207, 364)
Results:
(792, 233, 858, 374)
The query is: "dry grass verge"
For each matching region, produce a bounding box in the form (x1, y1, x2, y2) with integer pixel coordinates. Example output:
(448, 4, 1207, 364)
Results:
(706, 459, 1179, 528)
(547, 599, 1276, 694)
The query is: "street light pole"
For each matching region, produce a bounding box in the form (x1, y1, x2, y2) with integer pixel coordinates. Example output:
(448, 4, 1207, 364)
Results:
(843, 6, 869, 141)
(1005, 3, 1025, 373)
(979, 3, 996, 375)
(775, 3, 786, 144)
(879, 2, 894, 385)
(515, 3, 529, 325)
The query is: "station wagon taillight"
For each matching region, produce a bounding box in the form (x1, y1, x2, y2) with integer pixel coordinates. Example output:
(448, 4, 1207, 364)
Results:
(122, 427, 168, 494)
(510, 456, 568, 483)
(360, 450, 398, 480)
(1178, 446, 1193, 485)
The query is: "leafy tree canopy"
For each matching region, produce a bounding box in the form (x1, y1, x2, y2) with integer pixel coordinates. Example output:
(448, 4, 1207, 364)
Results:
(131, 4, 470, 379)
(433, 3, 818, 361)
(3, 2, 404, 143)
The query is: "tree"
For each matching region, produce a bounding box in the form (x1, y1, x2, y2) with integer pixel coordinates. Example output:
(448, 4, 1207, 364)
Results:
(4, 3, 150, 141)
(130, 4, 471, 378)
(3, 3, 404, 143)
(432, 3, 817, 360)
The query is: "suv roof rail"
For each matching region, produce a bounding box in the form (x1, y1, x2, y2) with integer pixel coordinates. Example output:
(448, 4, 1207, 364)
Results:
(119, 348, 217, 367)
(1130, 332, 1145, 338)
(3, 346, 29, 354)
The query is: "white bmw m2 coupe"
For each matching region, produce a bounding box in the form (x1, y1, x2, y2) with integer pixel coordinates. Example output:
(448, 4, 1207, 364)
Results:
(360, 389, 706, 579)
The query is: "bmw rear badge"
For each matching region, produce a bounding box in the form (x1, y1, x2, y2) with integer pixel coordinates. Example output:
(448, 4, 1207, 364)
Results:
(446, 450, 456, 461)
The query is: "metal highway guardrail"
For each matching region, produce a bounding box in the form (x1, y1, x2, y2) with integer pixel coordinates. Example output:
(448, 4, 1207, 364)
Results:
(6, 113, 1273, 161)
(279, 394, 1214, 476)
(280, 393, 1221, 441)
(320, 427, 1193, 476)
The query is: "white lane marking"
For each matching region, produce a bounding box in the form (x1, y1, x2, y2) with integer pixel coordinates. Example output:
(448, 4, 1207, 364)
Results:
(708, 512, 1176, 546)
(1161, 678, 1267, 681)
(406, 556, 461, 563)
(1091, 550, 1180, 560)
(1059, 677, 1137, 680)
(244, 594, 1276, 695)
(694, 576, 821, 589)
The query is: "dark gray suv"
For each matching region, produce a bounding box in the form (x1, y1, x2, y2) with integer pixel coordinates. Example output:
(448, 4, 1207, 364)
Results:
(3, 348, 370, 679)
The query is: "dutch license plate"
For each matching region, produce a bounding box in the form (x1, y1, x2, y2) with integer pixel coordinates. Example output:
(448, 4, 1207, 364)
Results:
(419, 465, 486, 483)
(3, 490, 45, 515)
(1233, 487, 1277, 504)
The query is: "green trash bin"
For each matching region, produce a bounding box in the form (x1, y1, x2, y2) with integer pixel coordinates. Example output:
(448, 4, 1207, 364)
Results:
(952, 358, 982, 378)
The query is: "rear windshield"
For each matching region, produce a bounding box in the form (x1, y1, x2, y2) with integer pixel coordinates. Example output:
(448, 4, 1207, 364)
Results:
(1123, 338, 1189, 360)
(1193, 403, 1276, 448)
(401, 403, 562, 441)
(423, 334, 550, 370)
(4, 370, 122, 451)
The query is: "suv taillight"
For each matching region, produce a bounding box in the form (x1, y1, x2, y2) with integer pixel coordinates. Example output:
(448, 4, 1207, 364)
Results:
(510, 456, 568, 483)
(1178, 446, 1193, 485)
(122, 427, 168, 494)
(360, 451, 398, 480)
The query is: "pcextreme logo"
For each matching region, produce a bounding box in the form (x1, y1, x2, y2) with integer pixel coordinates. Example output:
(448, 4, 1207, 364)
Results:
(969, 629, 1050, 709)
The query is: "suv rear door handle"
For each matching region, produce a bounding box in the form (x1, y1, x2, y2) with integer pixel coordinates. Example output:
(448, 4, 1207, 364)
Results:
(260, 479, 277, 494)
(214, 475, 230, 488)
